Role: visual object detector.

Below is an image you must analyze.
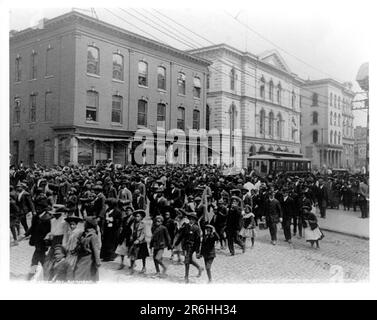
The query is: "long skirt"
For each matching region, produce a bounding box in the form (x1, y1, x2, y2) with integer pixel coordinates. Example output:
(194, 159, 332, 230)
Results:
(115, 240, 128, 256)
(304, 227, 323, 241)
(74, 255, 99, 282)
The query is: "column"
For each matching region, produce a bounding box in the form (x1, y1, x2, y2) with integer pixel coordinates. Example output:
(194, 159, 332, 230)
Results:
(110, 143, 114, 160)
(70, 136, 78, 165)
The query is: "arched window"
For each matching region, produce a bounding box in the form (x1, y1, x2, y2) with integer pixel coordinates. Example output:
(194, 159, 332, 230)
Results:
(338, 132, 341, 144)
(177, 72, 186, 95)
(206, 105, 210, 131)
(137, 99, 148, 126)
(249, 145, 256, 155)
(206, 72, 210, 89)
(269, 80, 274, 101)
(29, 93, 37, 123)
(157, 66, 166, 90)
(330, 112, 333, 125)
(268, 111, 274, 136)
(313, 130, 318, 143)
(330, 130, 333, 144)
(330, 93, 333, 106)
(14, 98, 21, 124)
(276, 113, 282, 138)
(338, 114, 341, 127)
(138, 61, 148, 86)
(343, 98, 346, 111)
(277, 83, 282, 104)
(268, 146, 274, 151)
(113, 53, 124, 81)
(338, 96, 341, 108)
(313, 111, 318, 125)
(46, 46, 54, 77)
(193, 110, 200, 130)
(230, 68, 235, 90)
(312, 93, 318, 106)
(177, 107, 185, 130)
(30, 51, 38, 79)
(259, 109, 265, 134)
(259, 146, 265, 153)
(86, 91, 98, 122)
(193, 76, 201, 98)
(15, 56, 21, 82)
(87, 46, 99, 75)
(260, 76, 265, 99)
(292, 90, 296, 108)
(334, 94, 337, 108)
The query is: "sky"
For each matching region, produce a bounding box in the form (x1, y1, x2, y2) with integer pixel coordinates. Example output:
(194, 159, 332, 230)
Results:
(8, 1, 372, 126)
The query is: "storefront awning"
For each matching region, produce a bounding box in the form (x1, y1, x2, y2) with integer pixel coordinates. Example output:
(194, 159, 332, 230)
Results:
(76, 136, 131, 142)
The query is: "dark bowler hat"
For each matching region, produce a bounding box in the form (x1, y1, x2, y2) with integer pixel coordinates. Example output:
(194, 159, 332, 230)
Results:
(133, 209, 146, 218)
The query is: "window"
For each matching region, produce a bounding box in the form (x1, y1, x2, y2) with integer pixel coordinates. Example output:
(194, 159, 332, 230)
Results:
(138, 61, 148, 86)
(277, 83, 281, 104)
(177, 72, 186, 95)
(14, 99, 21, 124)
(313, 130, 318, 143)
(111, 95, 122, 123)
(260, 77, 265, 99)
(45, 46, 53, 76)
(157, 66, 166, 90)
(269, 80, 274, 101)
(87, 46, 100, 75)
(137, 99, 147, 126)
(28, 140, 35, 165)
(193, 110, 200, 130)
(291, 91, 296, 108)
(177, 107, 185, 130)
(206, 73, 210, 89)
(206, 105, 210, 131)
(259, 109, 265, 134)
(44, 92, 53, 121)
(338, 132, 341, 144)
(277, 113, 282, 138)
(334, 94, 337, 108)
(112, 53, 124, 81)
(157, 103, 166, 128)
(330, 130, 333, 144)
(230, 68, 235, 90)
(338, 96, 341, 108)
(13, 141, 19, 165)
(343, 98, 346, 111)
(330, 93, 333, 106)
(30, 51, 37, 79)
(338, 114, 341, 127)
(330, 112, 333, 125)
(15, 56, 21, 82)
(193, 77, 201, 98)
(268, 111, 274, 136)
(29, 94, 37, 122)
(312, 93, 318, 106)
(313, 111, 318, 125)
(86, 91, 98, 121)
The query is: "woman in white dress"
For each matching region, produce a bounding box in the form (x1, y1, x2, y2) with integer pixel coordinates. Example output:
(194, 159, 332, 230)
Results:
(303, 206, 324, 249)
(63, 216, 84, 278)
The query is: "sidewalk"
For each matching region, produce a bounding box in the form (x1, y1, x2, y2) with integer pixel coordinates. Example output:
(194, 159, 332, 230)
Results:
(317, 208, 369, 239)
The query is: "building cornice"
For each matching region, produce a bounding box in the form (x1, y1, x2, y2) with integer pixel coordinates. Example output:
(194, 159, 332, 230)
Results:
(303, 79, 355, 96)
(10, 11, 211, 68)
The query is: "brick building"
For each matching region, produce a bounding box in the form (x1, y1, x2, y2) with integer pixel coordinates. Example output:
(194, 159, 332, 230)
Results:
(10, 11, 210, 167)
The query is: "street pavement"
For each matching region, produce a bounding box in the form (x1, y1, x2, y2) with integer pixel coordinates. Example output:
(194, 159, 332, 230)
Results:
(317, 208, 369, 239)
(10, 219, 369, 284)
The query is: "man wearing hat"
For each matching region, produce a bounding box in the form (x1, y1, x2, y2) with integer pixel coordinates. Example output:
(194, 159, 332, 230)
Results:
(174, 212, 203, 283)
(280, 188, 295, 244)
(265, 191, 283, 245)
(199, 224, 219, 283)
(16, 182, 35, 236)
(316, 179, 328, 219)
(92, 184, 106, 227)
(226, 196, 245, 255)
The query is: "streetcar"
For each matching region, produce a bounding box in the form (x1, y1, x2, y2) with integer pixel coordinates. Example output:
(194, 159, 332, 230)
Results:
(247, 151, 311, 177)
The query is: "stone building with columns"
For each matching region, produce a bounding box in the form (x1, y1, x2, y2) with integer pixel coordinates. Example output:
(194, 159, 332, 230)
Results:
(301, 79, 355, 170)
(10, 11, 210, 167)
(189, 44, 302, 168)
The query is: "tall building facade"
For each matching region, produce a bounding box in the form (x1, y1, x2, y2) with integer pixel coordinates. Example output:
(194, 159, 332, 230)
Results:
(10, 11, 210, 167)
(301, 79, 355, 170)
(189, 44, 302, 168)
(354, 126, 367, 170)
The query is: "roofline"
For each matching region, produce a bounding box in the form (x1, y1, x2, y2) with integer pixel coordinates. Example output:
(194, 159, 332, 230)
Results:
(10, 11, 212, 67)
(188, 43, 302, 81)
(303, 78, 355, 95)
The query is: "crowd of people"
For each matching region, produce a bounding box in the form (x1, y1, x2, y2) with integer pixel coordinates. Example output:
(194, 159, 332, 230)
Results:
(9, 160, 369, 283)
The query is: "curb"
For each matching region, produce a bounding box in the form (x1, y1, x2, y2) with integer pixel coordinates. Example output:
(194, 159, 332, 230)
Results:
(320, 227, 369, 240)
